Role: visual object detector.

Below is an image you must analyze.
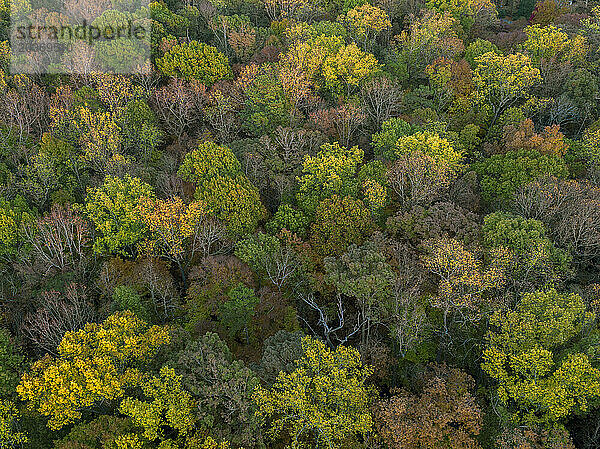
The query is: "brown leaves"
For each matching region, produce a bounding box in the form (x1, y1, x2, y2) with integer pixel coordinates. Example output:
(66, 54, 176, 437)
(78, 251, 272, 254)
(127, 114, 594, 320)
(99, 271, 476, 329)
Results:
(373, 364, 483, 449)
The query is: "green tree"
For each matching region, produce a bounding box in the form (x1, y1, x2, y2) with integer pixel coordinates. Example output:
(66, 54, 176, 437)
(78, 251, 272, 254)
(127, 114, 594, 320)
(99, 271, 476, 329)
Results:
(119, 366, 195, 443)
(169, 332, 262, 447)
(219, 283, 260, 341)
(236, 232, 301, 290)
(177, 141, 242, 186)
(482, 212, 572, 289)
(473, 52, 541, 123)
(325, 242, 395, 346)
(482, 289, 600, 426)
(196, 175, 266, 237)
(84, 175, 155, 256)
(253, 336, 374, 449)
(472, 149, 568, 207)
(310, 195, 374, 256)
(156, 41, 232, 85)
(296, 142, 363, 215)
(0, 195, 36, 260)
(0, 330, 24, 400)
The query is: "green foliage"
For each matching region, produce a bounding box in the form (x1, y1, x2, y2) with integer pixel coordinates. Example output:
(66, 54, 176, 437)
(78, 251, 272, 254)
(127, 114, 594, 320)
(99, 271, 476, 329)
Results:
(84, 175, 156, 256)
(482, 289, 600, 426)
(219, 283, 260, 340)
(464, 38, 500, 68)
(169, 333, 262, 447)
(119, 366, 195, 442)
(310, 195, 374, 256)
(112, 285, 151, 322)
(371, 118, 421, 160)
(242, 65, 292, 136)
(55, 415, 140, 449)
(296, 142, 363, 215)
(253, 336, 374, 449)
(392, 131, 464, 173)
(235, 232, 301, 289)
(178, 141, 242, 185)
(472, 149, 568, 206)
(0, 195, 36, 259)
(265, 204, 310, 239)
(196, 175, 266, 237)
(0, 330, 23, 400)
(156, 41, 232, 85)
(482, 212, 572, 287)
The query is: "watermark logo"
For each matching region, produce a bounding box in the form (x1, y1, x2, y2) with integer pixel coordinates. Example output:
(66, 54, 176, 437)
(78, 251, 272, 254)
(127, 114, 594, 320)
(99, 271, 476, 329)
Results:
(9, 0, 152, 74)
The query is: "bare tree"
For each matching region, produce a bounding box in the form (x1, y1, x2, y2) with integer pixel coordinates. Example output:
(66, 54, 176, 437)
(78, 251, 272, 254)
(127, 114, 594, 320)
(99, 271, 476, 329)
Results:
(19, 205, 92, 281)
(24, 283, 95, 355)
(360, 76, 403, 130)
(298, 291, 362, 347)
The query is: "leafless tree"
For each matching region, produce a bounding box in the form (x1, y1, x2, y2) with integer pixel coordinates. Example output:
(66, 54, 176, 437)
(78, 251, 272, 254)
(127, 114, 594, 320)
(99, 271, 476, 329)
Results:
(24, 283, 95, 355)
(298, 291, 362, 347)
(18, 205, 92, 281)
(152, 78, 207, 139)
(360, 76, 403, 130)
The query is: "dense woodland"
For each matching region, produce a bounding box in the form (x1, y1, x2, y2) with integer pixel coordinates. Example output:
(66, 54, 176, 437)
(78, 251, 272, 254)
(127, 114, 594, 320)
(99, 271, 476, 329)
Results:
(0, 0, 600, 447)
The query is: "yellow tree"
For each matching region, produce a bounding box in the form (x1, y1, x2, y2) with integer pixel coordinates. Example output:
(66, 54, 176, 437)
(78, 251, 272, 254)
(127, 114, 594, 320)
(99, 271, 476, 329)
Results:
(340, 4, 392, 50)
(253, 336, 374, 449)
(138, 197, 211, 288)
(17, 311, 171, 430)
(473, 52, 541, 124)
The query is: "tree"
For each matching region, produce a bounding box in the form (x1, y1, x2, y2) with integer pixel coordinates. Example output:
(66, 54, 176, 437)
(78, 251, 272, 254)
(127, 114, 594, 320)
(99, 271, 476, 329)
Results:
(496, 425, 575, 449)
(472, 52, 541, 124)
(177, 141, 241, 186)
(138, 196, 211, 287)
(253, 336, 374, 449)
(310, 195, 374, 256)
(0, 195, 36, 261)
(0, 400, 28, 448)
(391, 131, 464, 174)
(373, 365, 482, 449)
(24, 283, 95, 355)
(340, 4, 391, 51)
(325, 242, 395, 347)
(54, 415, 140, 449)
(257, 330, 304, 385)
(321, 43, 380, 97)
(196, 175, 266, 237)
(219, 283, 260, 341)
(151, 78, 206, 139)
(359, 76, 402, 130)
(169, 332, 262, 447)
(235, 232, 301, 290)
(0, 330, 23, 400)
(387, 153, 453, 208)
(119, 366, 195, 443)
(17, 311, 171, 430)
(423, 238, 508, 335)
(514, 177, 600, 259)
(84, 175, 155, 256)
(482, 289, 600, 426)
(296, 142, 363, 215)
(156, 41, 232, 85)
(502, 119, 568, 157)
(395, 11, 465, 79)
(266, 204, 310, 239)
(19, 204, 91, 280)
(472, 149, 568, 207)
(482, 212, 571, 289)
